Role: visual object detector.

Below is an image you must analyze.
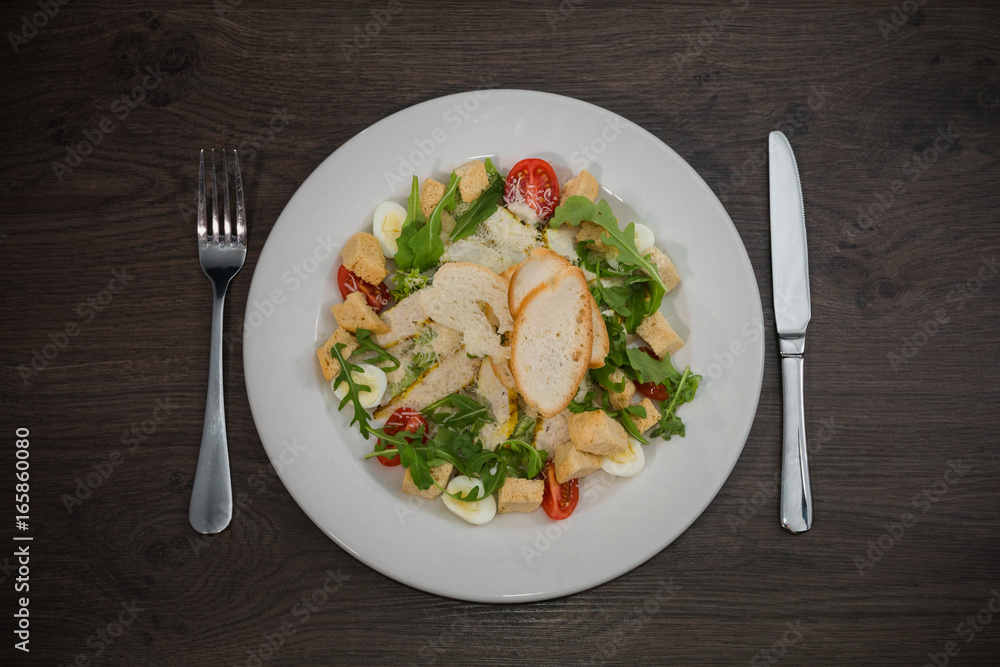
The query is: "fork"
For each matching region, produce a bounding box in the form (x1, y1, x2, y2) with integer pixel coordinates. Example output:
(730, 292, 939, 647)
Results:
(190, 149, 247, 534)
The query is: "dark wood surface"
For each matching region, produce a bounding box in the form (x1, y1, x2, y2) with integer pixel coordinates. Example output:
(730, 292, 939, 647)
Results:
(1, 1, 998, 665)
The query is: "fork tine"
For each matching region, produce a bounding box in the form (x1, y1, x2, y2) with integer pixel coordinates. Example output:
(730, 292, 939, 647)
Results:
(210, 149, 220, 244)
(234, 150, 246, 246)
(222, 149, 232, 244)
(197, 150, 207, 243)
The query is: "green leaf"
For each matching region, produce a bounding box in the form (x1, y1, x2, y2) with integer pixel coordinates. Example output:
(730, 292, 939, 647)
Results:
(510, 415, 537, 442)
(496, 440, 545, 479)
(422, 393, 492, 431)
(406, 173, 458, 271)
(568, 390, 600, 413)
(624, 347, 682, 386)
(451, 163, 504, 242)
(394, 176, 425, 270)
(389, 268, 429, 301)
(354, 329, 400, 372)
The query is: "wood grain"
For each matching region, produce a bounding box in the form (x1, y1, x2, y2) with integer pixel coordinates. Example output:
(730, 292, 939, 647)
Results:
(1, 1, 998, 665)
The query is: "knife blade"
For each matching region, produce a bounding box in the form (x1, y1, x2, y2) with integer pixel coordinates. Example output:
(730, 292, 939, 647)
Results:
(769, 130, 813, 534)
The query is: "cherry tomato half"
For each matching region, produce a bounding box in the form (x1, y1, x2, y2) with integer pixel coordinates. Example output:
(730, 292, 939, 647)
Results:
(375, 408, 428, 467)
(541, 460, 579, 520)
(635, 346, 670, 402)
(337, 264, 391, 313)
(504, 158, 560, 221)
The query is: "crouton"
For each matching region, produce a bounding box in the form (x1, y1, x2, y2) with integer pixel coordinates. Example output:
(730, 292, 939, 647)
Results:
(420, 177, 445, 218)
(568, 409, 629, 456)
(454, 160, 490, 203)
(576, 221, 612, 253)
(340, 232, 387, 285)
(646, 246, 681, 292)
(636, 311, 685, 358)
(561, 169, 600, 204)
(629, 398, 661, 435)
(554, 441, 602, 484)
(608, 368, 637, 410)
(402, 463, 454, 499)
(316, 328, 358, 382)
(330, 291, 390, 335)
(497, 477, 544, 513)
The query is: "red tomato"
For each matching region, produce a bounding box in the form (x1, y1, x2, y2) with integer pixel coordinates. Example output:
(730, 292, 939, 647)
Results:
(337, 265, 390, 313)
(635, 347, 669, 402)
(504, 158, 560, 221)
(541, 460, 579, 520)
(375, 408, 428, 467)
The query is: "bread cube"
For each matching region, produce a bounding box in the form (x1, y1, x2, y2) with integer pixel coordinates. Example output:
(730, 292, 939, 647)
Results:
(420, 177, 445, 218)
(330, 291, 390, 334)
(636, 311, 685, 358)
(576, 221, 612, 253)
(608, 368, 637, 410)
(629, 398, 662, 434)
(454, 160, 490, 203)
(497, 477, 544, 513)
(561, 169, 599, 204)
(554, 441, 602, 484)
(646, 246, 681, 292)
(401, 463, 454, 499)
(568, 409, 629, 456)
(317, 328, 358, 382)
(340, 232, 387, 285)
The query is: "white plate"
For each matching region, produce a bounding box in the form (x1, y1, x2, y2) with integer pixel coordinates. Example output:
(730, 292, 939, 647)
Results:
(244, 90, 764, 603)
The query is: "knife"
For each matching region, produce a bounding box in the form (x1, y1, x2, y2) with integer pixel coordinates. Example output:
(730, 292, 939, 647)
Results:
(769, 131, 813, 534)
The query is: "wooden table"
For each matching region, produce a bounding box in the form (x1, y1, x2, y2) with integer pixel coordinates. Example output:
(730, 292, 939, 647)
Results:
(2, 1, 998, 664)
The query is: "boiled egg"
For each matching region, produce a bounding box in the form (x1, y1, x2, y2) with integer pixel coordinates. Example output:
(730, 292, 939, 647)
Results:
(442, 475, 497, 525)
(372, 200, 407, 258)
(331, 363, 387, 409)
(632, 223, 655, 253)
(600, 437, 645, 477)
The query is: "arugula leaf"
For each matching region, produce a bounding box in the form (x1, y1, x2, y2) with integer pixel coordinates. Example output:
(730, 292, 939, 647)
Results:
(551, 196, 667, 318)
(354, 329, 400, 372)
(330, 342, 376, 435)
(568, 390, 600, 413)
(510, 414, 537, 442)
(394, 176, 425, 271)
(409, 173, 458, 270)
(624, 347, 682, 386)
(422, 394, 492, 431)
(496, 440, 545, 479)
(649, 367, 702, 441)
(615, 404, 650, 445)
(451, 159, 504, 242)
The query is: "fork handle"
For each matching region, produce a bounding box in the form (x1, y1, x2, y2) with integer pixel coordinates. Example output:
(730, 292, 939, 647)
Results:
(189, 281, 233, 534)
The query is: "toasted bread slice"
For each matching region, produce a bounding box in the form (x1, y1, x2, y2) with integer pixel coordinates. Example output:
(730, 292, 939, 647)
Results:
(507, 247, 572, 317)
(511, 266, 593, 417)
(489, 355, 517, 390)
(588, 293, 609, 368)
(419, 262, 513, 359)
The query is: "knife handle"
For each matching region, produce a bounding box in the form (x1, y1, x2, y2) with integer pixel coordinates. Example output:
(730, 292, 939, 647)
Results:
(780, 353, 813, 533)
